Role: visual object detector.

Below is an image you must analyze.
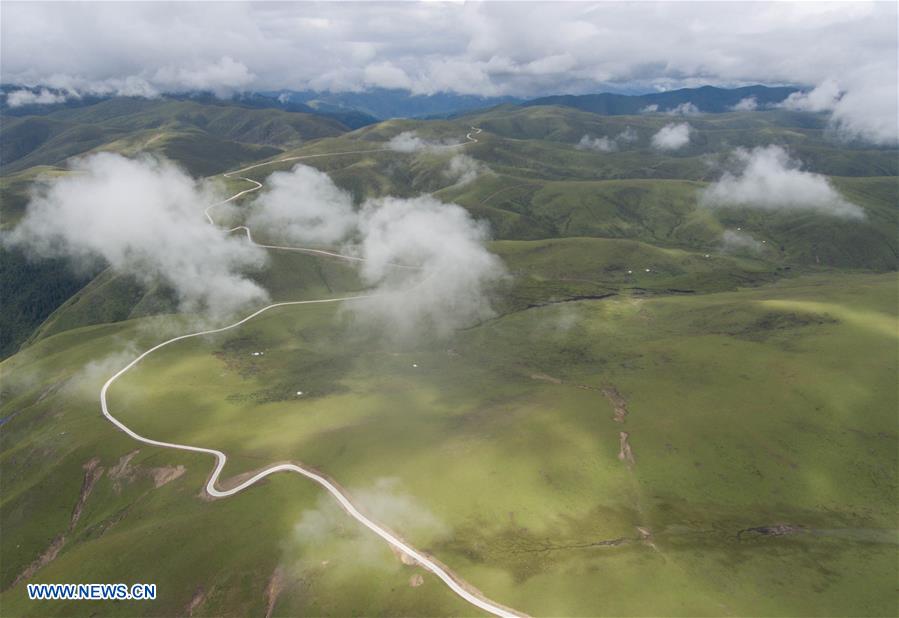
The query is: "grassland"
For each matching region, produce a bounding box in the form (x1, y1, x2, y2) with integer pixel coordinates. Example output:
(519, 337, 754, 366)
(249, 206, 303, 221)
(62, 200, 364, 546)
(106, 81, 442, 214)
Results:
(1, 99, 896, 616)
(2, 271, 895, 616)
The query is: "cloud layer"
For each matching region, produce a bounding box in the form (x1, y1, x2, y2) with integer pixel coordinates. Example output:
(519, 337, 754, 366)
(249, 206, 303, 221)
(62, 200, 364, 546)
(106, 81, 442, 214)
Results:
(700, 146, 864, 219)
(2, 2, 895, 142)
(6, 153, 268, 315)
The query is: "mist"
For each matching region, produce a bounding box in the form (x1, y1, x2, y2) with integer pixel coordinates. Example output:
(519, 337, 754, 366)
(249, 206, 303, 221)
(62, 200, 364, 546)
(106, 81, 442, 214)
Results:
(243, 163, 506, 339)
(387, 131, 461, 153)
(246, 164, 356, 245)
(443, 153, 488, 186)
(700, 146, 864, 219)
(288, 477, 449, 569)
(664, 102, 700, 116)
(730, 97, 758, 111)
(577, 127, 638, 153)
(5, 153, 269, 316)
(720, 229, 763, 254)
(576, 134, 617, 153)
(651, 123, 692, 151)
(349, 195, 506, 339)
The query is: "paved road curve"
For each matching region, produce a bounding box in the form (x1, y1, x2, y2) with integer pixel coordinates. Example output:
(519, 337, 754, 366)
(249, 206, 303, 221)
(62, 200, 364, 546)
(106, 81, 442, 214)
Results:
(100, 128, 525, 618)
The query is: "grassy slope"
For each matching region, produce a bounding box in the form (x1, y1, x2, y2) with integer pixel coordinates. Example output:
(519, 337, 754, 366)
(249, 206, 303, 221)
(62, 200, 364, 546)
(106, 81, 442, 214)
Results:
(2, 103, 897, 616)
(2, 273, 894, 616)
(28, 107, 894, 352)
(1, 98, 350, 176)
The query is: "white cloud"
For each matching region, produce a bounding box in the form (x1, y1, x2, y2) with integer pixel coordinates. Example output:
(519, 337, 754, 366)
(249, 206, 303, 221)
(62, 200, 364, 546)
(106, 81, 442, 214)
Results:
(5, 153, 268, 315)
(779, 78, 842, 112)
(151, 56, 254, 97)
(350, 195, 506, 339)
(577, 134, 617, 153)
(730, 96, 758, 111)
(386, 131, 460, 153)
(665, 102, 700, 115)
(640, 104, 660, 113)
(5, 88, 68, 107)
(781, 80, 842, 113)
(363, 61, 413, 91)
(576, 127, 639, 152)
(1, 2, 895, 143)
(241, 162, 505, 338)
(777, 74, 897, 145)
(720, 229, 763, 254)
(290, 477, 449, 569)
(443, 153, 488, 186)
(246, 164, 357, 245)
(651, 123, 692, 151)
(700, 146, 864, 219)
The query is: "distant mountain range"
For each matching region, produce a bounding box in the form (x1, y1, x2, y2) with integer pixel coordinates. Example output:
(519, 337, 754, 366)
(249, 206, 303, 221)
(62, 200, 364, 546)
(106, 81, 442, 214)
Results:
(522, 85, 799, 115)
(2, 84, 803, 129)
(266, 88, 522, 120)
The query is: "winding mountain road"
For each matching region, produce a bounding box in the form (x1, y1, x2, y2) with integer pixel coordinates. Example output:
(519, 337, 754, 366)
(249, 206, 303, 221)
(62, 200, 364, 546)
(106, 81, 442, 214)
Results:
(99, 127, 524, 617)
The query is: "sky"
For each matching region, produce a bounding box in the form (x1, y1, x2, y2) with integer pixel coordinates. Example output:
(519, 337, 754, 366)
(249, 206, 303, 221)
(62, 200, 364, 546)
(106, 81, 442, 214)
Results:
(1, 1, 896, 141)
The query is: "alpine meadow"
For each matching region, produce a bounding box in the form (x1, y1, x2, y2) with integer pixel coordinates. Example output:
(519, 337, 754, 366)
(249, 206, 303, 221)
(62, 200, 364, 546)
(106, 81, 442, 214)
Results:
(0, 3, 896, 617)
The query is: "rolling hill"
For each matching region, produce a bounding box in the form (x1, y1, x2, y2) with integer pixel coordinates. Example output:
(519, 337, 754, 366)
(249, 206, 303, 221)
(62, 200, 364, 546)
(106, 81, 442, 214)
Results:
(1, 93, 896, 617)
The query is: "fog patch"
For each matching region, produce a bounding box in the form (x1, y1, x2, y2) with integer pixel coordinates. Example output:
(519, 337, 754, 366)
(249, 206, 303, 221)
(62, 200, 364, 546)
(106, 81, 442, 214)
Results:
(700, 146, 864, 219)
(65, 343, 141, 398)
(6, 88, 68, 107)
(720, 229, 763, 254)
(779, 79, 842, 113)
(387, 131, 461, 153)
(664, 102, 700, 116)
(730, 96, 758, 111)
(651, 123, 692, 151)
(246, 164, 356, 245)
(349, 195, 506, 340)
(4, 153, 268, 317)
(287, 477, 449, 570)
(778, 76, 897, 146)
(577, 134, 617, 153)
(443, 154, 488, 186)
(640, 104, 659, 113)
(241, 164, 505, 340)
(576, 127, 638, 153)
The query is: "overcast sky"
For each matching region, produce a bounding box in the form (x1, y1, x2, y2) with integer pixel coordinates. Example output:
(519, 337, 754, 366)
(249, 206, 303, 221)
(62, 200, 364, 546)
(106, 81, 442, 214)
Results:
(2, 2, 896, 139)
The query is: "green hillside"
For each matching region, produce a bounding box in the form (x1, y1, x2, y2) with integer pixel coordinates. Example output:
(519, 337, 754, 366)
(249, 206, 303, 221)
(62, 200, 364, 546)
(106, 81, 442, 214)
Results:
(1, 98, 351, 175)
(2, 272, 895, 616)
(1, 97, 896, 617)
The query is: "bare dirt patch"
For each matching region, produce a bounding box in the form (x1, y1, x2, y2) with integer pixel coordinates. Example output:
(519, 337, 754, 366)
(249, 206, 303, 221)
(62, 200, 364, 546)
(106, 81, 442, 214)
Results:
(389, 543, 418, 566)
(71, 457, 104, 531)
(636, 526, 659, 551)
(618, 431, 636, 467)
(185, 586, 207, 617)
(109, 449, 186, 491)
(410, 574, 424, 587)
(10, 535, 65, 588)
(108, 450, 140, 492)
(530, 373, 563, 385)
(265, 566, 285, 618)
(10, 457, 104, 589)
(737, 523, 804, 540)
(151, 465, 186, 487)
(602, 386, 629, 423)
